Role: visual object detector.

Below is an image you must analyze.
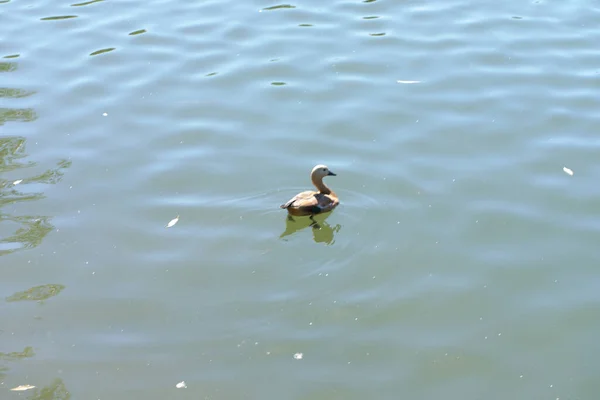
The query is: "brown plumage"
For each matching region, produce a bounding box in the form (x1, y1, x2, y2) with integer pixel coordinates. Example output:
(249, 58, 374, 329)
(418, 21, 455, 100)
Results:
(280, 164, 339, 216)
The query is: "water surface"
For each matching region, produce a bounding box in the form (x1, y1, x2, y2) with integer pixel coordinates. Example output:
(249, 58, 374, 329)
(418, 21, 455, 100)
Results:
(2, 0, 600, 398)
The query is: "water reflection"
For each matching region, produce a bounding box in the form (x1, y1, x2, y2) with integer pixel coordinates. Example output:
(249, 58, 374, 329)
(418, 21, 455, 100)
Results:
(0, 108, 37, 125)
(6, 284, 66, 302)
(1, 348, 70, 398)
(0, 347, 35, 379)
(280, 213, 341, 245)
(0, 346, 35, 361)
(0, 59, 18, 72)
(0, 136, 71, 256)
(18, 378, 70, 399)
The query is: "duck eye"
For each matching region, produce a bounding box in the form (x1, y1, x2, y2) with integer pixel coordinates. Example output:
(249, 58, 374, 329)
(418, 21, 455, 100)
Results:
(322, 168, 327, 172)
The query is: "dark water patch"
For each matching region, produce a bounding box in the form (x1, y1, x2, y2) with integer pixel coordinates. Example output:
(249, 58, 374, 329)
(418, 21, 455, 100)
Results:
(6, 284, 66, 302)
(40, 15, 78, 21)
(0, 347, 35, 361)
(0, 62, 17, 72)
(363, 16, 380, 19)
(369, 32, 386, 36)
(0, 137, 71, 255)
(261, 4, 296, 11)
(0, 88, 36, 99)
(89, 47, 116, 56)
(298, 23, 313, 27)
(206, 72, 218, 77)
(129, 29, 147, 36)
(71, 0, 104, 6)
(271, 81, 286, 86)
(0, 108, 37, 125)
(3, 54, 19, 59)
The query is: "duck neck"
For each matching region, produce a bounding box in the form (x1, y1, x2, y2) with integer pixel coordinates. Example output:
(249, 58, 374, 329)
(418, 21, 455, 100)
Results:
(312, 177, 331, 194)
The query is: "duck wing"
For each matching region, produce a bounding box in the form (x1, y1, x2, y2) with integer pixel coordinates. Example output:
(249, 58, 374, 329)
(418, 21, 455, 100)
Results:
(280, 190, 317, 209)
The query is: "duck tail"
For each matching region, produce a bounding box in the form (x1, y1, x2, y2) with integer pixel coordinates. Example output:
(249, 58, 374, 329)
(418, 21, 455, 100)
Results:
(280, 198, 295, 209)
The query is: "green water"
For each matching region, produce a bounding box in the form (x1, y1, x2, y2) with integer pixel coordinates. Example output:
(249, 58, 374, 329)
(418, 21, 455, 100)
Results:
(2, 0, 600, 398)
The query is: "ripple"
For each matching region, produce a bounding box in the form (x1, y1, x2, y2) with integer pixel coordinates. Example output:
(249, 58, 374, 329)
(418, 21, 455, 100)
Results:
(0, 61, 17, 72)
(128, 29, 147, 36)
(71, 0, 104, 6)
(261, 4, 296, 11)
(2, 54, 19, 59)
(89, 47, 116, 56)
(6, 284, 65, 302)
(40, 15, 78, 21)
(0, 108, 37, 124)
(0, 88, 35, 98)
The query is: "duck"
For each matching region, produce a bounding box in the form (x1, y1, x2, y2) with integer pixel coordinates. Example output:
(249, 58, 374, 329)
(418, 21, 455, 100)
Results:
(280, 164, 339, 218)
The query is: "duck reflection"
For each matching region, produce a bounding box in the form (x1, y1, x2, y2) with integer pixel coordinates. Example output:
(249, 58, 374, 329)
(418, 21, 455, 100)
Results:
(280, 213, 341, 245)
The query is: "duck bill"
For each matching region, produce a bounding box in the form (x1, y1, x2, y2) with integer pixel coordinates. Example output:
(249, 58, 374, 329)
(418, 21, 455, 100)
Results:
(327, 171, 336, 176)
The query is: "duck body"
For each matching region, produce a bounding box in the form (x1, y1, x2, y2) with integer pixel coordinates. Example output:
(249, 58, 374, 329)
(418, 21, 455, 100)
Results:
(280, 165, 339, 216)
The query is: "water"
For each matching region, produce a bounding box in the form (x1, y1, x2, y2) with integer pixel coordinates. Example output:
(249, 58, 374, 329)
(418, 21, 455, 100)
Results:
(2, 0, 599, 398)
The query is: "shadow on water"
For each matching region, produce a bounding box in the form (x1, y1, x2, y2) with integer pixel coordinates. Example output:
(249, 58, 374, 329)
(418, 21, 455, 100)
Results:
(279, 212, 341, 245)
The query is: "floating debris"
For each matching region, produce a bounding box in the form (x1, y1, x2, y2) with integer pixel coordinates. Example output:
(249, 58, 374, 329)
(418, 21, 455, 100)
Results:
(166, 215, 180, 228)
(175, 381, 187, 389)
(102, 112, 108, 116)
(397, 80, 421, 84)
(293, 352, 303, 360)
(11, 385, 36, 391)
(13, 179, 23, 185)
(563, 167, 574, 176)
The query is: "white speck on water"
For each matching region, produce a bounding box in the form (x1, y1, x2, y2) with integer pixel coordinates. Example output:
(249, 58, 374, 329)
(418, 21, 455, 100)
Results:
(13, 179, 23, 185)
(166, 215, 179, 228)
(176, 381, 187, 389)
(293, 352, 303, 360)
(11, 385, 36, 391)
(102, 112, 108, 116)
(563, 166, 573, 176)
(397, 80, 421, 84)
